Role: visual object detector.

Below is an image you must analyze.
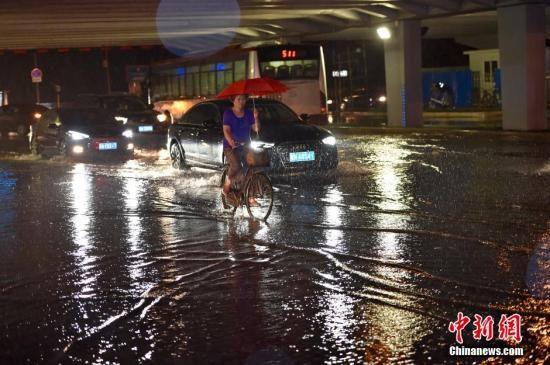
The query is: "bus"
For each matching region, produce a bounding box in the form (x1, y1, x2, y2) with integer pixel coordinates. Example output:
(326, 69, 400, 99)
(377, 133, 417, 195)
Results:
(149, 44, 328, 124)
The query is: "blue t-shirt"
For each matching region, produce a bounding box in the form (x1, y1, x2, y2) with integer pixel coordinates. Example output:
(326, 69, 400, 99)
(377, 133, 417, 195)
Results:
(223, 108, 255, 148)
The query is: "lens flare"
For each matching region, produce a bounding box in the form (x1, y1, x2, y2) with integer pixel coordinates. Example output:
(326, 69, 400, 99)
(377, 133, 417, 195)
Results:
(156, 0, 241, 57)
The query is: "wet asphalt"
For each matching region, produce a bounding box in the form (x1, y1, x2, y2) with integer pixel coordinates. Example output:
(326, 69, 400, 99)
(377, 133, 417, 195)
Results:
(0, 130, 549, 364)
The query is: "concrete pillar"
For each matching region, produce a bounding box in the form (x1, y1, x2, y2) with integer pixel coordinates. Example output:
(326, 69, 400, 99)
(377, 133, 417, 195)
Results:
(384, 19, 423, 127)
(497, 3, 546, 131)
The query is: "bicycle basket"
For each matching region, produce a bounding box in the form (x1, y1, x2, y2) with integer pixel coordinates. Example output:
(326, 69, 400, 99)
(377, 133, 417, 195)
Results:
(246, 149, 269, 167)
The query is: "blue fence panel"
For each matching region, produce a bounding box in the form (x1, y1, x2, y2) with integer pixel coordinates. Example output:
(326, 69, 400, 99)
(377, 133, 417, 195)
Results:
(494, 69, 501, 93)
(422, 69, 473, 108)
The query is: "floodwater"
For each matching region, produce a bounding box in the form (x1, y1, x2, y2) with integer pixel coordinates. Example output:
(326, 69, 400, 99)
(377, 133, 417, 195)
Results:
(0, 131, 549, 364)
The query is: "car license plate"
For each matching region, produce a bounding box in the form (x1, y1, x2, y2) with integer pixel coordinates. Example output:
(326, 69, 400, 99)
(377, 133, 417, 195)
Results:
(289, 151, 315, 163)
(139, 125, 153, 133)
(99, 142, 117, 150)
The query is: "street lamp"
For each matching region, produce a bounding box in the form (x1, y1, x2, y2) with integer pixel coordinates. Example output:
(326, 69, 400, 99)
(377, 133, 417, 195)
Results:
(377, 26, 391, 40)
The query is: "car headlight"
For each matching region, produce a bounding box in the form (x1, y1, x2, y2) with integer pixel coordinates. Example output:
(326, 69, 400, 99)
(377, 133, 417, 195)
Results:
(250, 140, 274, 149)
(67, 131, 90, 141)
(322, 136, 336, 146)
(378, 95, 387, 103)
(156, 113, 167, 122)
(122, 129, 133, 138)
(115, 116, 128, 124)
(33, 112, 42, 119)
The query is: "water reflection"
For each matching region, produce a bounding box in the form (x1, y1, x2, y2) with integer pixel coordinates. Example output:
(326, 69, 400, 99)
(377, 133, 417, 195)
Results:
(124, 177, 145, 284)
(366, 139, 431, 358)
(70, 163, 97, 297)
(362, 306, 429, 363)
(371, 140, 411, 261)
(222, 220, 267, 360)
(322, 186, 344, 248)
(525, 223, 550, 300)
(157, 185, 178, 242)
(317, 276, 357, 358)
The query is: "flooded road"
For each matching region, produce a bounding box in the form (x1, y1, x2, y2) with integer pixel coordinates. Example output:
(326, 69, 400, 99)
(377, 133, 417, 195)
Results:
(1, 131, 549, 364)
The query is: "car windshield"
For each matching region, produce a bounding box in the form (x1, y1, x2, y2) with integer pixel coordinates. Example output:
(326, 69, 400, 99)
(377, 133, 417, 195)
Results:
(59, 109, 117, 126)
(247, 102, 300, 124)
(100, 97, 147, 112)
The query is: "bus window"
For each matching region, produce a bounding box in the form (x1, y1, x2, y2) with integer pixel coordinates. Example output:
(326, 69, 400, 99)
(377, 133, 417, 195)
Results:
(216, 69, 233, 92)
(170, 76, 179, 97)
(304, 62, 318, 78)
(262, 65, 276, 79)
(260, 60, 318, 80)
(185, 74, 193, 97)
(234, 60, 246, 81)
(276, 65, 290, 79)
(291, 64, 304, 78)
(208, 73, 216, 95)
(177, 75, 185, 96)
(200, 72, 209, 96)
(216, 69, 226, 93)
(193, 74, 200, 96)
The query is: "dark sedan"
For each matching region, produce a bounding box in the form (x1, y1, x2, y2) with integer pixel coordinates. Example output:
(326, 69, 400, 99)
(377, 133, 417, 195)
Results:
(0, 104, 49, 137)
(167, 99, 338, 173)
(30, 108, 135, 157)
(75, 94, 169, 138)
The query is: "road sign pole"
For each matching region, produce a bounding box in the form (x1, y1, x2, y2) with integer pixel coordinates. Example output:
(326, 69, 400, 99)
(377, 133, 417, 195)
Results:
(54, 84, 61, 110)
(33, 53, 40, 104)
(103, 48, 112, 95)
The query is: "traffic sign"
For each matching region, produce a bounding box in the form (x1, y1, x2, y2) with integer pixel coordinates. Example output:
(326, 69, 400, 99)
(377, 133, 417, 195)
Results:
(31, 68, 43, 83)
(126, 65, 149, 82)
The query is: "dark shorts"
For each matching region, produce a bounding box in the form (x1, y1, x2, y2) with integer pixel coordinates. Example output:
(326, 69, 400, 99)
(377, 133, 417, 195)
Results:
(224, 146, 248, 185)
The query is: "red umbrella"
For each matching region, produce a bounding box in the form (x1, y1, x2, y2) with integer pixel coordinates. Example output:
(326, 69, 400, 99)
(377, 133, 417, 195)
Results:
(217, 77, 289, 98)
(218, 77, 288, 138)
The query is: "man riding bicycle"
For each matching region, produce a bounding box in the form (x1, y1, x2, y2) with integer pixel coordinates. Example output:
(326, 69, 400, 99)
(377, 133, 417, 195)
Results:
(222, 94, 260, 206)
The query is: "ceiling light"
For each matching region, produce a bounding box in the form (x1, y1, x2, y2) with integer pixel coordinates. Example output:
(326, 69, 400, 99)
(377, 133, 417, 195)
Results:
(377, 26, 391, 40)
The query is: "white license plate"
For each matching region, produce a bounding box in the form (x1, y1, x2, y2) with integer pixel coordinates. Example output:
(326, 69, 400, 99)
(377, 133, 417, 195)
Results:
(99, 142, 117, 150)
(139, 125, 153, 132)
(289, 151, 315, 163)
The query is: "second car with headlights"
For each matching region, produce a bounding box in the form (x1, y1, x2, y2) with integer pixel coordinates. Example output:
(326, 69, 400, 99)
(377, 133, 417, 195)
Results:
(168, 99, 338, 173)
(30, 108, 135, 157)
(75, 94, 169, 138)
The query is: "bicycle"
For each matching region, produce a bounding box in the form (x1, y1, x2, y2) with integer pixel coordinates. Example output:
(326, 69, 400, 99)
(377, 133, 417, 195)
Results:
(220, 146, 274, 221)
(480, 88, 500, 108)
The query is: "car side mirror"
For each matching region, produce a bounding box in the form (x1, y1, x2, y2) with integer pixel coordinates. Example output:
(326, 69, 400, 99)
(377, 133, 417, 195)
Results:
(203, 119, 217, 128)
(300, 113, 309, 122)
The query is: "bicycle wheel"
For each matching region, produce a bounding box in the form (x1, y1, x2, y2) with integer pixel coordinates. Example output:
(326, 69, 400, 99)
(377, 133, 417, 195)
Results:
(245, 172, 273, 221)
